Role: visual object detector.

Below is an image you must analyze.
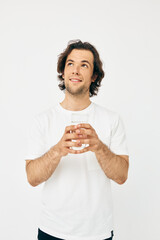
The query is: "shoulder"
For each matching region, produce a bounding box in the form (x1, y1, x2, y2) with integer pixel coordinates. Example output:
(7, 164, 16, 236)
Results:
(36, 104, 57, 120)
(93, 103, 120, 123)
(93, 103, 124, 132)
(32, 105, 58, 131)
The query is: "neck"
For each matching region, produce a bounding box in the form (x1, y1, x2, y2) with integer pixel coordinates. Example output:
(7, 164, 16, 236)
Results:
(60, 92, 91, 111)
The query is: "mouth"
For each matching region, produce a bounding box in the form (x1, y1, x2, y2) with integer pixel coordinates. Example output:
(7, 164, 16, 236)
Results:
(70, 78, 82, 83)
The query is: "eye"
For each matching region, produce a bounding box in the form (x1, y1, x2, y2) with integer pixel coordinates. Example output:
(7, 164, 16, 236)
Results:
(67, 62, 73, 66)
(82, 64, 88, 68)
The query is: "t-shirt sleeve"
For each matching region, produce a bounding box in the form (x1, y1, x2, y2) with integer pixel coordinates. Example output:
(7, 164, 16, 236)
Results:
(25, 116, 47, 160)
(109, 114, 129, 156)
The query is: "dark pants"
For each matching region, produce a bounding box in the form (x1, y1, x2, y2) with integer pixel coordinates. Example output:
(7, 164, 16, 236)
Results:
(38, 229, 114, 240)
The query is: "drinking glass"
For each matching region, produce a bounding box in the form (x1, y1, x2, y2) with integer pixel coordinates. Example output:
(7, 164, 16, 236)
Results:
(71, 113, 89, 150)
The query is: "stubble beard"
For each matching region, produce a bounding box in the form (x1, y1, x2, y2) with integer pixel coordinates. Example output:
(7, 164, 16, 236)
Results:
(65, 83, 90, 97)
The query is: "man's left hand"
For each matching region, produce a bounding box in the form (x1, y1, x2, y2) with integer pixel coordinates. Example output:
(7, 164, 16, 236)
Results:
(73, 123, 103, 154)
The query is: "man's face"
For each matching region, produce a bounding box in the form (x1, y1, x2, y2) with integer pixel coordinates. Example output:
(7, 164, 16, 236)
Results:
(63, 49, 96, 96)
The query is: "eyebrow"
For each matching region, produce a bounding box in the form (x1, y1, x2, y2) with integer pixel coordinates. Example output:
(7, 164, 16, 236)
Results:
(66, 59, 92, 67)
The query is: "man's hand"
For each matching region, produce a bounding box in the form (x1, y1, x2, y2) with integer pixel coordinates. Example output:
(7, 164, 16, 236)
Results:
(55, 124, 95, 157)
(74, 123, 103, 154)
(56, 123, 102, 155)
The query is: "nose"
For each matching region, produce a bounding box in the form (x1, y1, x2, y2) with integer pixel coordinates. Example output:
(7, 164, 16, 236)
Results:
(72, 64, 80, 75)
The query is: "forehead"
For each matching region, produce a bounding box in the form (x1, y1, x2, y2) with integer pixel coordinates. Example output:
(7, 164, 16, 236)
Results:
(66, 49, 94, 64)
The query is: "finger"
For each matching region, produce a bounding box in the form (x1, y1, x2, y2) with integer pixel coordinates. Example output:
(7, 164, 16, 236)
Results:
(75, 128, 93, 136)
(64, 132, 81, 140)
(65, 125, 79, 133)
(67, 148, 80, 154)
(74, 146, 91, 154)
(76, 123, 92, 129)
(77, 138, 95, 145)
(64, 140, 82, 148)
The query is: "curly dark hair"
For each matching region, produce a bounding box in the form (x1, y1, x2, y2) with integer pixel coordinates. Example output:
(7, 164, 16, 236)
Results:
(57, 40, 105, 97)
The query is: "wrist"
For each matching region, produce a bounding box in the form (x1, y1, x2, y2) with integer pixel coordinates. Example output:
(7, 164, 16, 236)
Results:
(50, 144, 62, 159)
(95, 140, 104, 154)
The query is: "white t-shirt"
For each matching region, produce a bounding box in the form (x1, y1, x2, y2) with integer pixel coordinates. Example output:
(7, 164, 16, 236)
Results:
(25, 102, 128, 240)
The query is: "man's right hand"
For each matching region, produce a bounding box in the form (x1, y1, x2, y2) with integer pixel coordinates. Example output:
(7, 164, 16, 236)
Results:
(26, 125, 86, 186)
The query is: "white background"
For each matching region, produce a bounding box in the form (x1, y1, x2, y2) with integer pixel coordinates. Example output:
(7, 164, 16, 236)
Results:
(0, 0, 160, 239)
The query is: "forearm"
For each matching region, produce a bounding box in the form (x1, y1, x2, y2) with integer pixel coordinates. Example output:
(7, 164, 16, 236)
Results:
(26, 145, 61, 187)
(95, 141, 129, 184)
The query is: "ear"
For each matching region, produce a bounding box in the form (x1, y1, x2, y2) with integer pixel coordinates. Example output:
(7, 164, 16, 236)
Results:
(92, 74, 97, 82)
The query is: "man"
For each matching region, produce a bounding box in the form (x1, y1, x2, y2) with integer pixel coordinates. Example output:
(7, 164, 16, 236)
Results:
(25, 40, 129, 240)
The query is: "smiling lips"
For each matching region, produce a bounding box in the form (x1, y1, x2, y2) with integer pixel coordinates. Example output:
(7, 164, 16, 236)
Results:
(70, 78, 82, 82)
